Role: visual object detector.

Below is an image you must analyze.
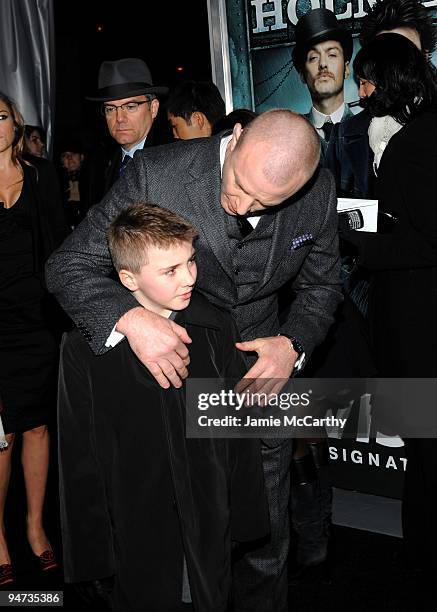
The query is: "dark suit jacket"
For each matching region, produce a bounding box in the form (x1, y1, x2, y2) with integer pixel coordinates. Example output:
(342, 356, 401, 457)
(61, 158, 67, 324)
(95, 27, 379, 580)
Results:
(103, 123, 162, 196)
(46, 134, 342, 358)
(342, 111, 437, 375)
(58, 292, 269, 612)
(324, 109, 375, 198)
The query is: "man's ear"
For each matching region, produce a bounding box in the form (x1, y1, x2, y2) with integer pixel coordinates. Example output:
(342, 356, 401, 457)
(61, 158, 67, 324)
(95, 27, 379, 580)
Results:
(229, 122, 243, 151)
(118, 269, 138, 292)
(150, 98, 160, 120)
(344, 61, 350, 81)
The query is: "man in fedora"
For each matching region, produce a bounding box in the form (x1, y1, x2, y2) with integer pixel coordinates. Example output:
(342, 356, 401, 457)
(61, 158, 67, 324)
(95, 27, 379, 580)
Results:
(87, 57, 168, 195)
(293, 8, 353, 158)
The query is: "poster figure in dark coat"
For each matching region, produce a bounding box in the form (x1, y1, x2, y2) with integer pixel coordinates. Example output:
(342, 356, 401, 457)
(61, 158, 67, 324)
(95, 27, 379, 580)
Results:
(57, 204, 269, 612)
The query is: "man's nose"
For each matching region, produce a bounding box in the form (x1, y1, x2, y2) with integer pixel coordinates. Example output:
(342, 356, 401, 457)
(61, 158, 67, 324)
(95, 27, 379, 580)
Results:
(115, 107, 128, 121)
(237, 198, 255, 216)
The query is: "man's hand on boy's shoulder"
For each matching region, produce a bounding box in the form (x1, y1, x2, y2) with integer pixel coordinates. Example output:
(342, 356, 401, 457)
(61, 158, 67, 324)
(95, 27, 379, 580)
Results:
(116, 307, 192, 389)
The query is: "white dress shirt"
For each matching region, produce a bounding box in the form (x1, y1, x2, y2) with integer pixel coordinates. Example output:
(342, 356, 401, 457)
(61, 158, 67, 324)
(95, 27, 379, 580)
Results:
(310, 103, 345, 139)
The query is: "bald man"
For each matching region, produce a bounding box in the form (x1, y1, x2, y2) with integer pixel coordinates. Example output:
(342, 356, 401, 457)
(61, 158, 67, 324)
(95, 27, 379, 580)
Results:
(47, 109, 342, 611)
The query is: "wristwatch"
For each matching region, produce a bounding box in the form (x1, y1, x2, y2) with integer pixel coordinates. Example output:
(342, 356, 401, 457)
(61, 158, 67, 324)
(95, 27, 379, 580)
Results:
(280, 334, 306, 372)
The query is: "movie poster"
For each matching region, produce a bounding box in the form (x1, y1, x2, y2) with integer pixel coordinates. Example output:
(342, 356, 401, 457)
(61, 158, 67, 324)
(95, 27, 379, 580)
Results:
(222, 0, 437, 115)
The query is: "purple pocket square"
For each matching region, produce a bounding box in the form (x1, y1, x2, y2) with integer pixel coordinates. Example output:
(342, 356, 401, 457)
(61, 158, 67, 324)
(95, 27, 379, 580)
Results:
(291, 233, 314, 250)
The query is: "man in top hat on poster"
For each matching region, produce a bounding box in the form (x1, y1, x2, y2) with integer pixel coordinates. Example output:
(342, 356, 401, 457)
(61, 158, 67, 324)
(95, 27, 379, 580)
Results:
(293, 8, 353, 159)
(87, 57, 168, 195)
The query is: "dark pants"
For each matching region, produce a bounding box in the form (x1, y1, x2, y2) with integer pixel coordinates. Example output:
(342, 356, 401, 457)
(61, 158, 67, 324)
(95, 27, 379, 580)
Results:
(232, 440, 293, 612)
(290, 455, 331, 567)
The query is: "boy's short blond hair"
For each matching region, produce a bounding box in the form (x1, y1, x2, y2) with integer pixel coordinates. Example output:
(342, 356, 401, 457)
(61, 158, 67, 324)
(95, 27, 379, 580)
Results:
(107, 203, 198, 273)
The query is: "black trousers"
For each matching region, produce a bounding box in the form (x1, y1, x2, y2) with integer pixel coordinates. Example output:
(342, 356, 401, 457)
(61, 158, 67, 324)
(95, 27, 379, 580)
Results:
(232, 440, 292, 612)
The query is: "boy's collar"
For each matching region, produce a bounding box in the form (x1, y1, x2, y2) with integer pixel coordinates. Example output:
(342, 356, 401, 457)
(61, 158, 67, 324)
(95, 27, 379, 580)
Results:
(174, 291, 221, 331)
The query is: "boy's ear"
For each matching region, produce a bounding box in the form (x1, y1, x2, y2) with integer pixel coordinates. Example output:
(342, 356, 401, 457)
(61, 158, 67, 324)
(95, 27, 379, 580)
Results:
(118, 269, 138, 292)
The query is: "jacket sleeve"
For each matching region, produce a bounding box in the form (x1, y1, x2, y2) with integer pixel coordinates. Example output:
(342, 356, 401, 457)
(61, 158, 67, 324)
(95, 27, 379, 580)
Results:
(279, 171, 343, 358)
(342, 138, 437, 271)
(58, 332, 115, 582)
(46, 154, 147, 354)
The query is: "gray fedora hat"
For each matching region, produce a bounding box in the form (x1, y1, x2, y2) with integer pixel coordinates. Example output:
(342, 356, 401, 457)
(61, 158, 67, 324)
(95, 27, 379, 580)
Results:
(292, 8, 353, 71)
(86, 58, 168, 102)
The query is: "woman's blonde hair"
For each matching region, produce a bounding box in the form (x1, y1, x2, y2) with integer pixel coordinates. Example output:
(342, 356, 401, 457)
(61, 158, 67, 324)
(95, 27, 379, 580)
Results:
(0, 91, 25, 164)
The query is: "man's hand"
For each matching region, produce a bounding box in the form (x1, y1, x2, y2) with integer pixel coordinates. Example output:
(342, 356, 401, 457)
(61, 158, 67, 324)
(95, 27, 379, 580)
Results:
(117, 307, 192, 389)
(235, 336, 298, 398)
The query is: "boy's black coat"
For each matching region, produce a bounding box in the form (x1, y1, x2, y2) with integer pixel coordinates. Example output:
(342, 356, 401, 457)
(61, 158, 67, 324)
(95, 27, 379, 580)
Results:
(58, 293, 269, 611)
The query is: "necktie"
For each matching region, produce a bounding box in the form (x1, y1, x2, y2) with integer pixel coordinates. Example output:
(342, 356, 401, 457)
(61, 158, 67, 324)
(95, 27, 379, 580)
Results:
(236, 215, 253, 238)
(119, 155, 132, 177)
(323, 119, 334, 143)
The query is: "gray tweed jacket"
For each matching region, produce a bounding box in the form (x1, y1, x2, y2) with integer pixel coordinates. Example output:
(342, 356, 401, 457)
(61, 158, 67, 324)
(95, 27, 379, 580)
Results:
(46, 134, 342, 357)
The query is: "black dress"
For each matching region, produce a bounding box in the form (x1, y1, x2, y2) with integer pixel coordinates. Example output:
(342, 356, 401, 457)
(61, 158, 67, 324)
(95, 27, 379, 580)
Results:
(0, 178, 58, 434)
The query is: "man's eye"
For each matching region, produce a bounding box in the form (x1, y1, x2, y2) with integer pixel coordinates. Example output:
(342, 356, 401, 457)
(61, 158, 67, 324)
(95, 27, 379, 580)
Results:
(126, 104, 138, 111)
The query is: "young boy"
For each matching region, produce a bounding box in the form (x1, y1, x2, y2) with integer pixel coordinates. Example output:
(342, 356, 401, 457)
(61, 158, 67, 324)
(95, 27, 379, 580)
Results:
(57, 203, 268, 612)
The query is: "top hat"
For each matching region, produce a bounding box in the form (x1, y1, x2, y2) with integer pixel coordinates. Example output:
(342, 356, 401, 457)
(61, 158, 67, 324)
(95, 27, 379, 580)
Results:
(86, 58, 168, 102)
(292, 8, 353, 70)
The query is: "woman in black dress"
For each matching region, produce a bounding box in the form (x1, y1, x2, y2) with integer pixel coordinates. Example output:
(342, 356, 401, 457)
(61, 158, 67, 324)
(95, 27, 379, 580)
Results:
(0, 92, 68, 584)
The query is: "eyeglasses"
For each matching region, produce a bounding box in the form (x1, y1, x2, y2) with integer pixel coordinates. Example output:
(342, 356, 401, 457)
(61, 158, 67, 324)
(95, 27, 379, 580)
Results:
(101, 99, 153, 117)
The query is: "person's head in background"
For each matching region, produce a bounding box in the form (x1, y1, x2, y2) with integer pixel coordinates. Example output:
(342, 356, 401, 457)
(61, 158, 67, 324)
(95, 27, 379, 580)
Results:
(293, 8, 353, 115)
(212, 108, 257, 134)
(0, 92, 25, 164)
(87, 58, 168, 151)
(60, 140, 84, 174)
(166, 81, 226, 140)
(107, 203, 198, 317)
(360, 0, 437, 54)
(354, 33, 437, 124)
(24, 125, 45, 157)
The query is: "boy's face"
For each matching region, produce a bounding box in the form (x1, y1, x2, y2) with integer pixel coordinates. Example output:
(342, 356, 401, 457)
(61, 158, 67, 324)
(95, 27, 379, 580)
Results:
(120, 241, 197, 317)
